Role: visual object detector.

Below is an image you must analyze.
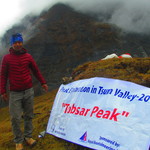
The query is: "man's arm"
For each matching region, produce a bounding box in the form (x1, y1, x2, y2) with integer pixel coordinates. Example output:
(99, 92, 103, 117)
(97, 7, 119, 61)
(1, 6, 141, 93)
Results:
(0, 56, 9, 101)
(29, 55, 48, 92)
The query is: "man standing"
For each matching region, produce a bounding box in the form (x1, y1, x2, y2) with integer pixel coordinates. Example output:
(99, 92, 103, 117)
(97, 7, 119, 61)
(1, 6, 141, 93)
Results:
(0, 33, 48, 150)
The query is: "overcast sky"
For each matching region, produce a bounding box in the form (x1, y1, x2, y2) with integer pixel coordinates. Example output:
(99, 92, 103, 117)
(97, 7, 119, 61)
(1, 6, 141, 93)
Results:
(0, 0, 150, 38)
(0, 0, 57, 37)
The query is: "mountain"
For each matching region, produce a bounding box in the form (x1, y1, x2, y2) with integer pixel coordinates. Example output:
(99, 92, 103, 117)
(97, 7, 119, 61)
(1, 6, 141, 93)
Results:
(1, 3, 150, 149)
(0, 3, 150, 96)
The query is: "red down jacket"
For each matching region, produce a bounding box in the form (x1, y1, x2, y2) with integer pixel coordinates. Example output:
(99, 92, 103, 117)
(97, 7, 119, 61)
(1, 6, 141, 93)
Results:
(0, 48, 46, 94)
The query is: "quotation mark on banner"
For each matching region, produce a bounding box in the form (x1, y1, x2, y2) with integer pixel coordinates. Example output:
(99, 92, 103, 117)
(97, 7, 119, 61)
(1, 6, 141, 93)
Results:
(121, 111, 129, 117)
(62, 103, 66, 107)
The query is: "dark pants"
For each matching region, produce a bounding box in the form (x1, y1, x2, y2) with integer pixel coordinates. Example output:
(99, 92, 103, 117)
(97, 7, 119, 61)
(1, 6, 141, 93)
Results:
(9, 88, 34, 143)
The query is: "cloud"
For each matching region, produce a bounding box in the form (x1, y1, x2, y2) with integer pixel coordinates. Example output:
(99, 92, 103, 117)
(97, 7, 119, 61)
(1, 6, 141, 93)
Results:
(0, 0, 60, 38)
(108, 0, 150, 33)
(0, 0, 150, 39)
(0, 0, 23, 37)
(20, 0, 57, 15)
(66, 0, 150, 34)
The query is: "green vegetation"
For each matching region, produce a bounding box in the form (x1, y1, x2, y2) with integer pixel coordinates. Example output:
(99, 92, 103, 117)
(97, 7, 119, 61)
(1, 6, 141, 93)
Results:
(0, 57, 150, 149)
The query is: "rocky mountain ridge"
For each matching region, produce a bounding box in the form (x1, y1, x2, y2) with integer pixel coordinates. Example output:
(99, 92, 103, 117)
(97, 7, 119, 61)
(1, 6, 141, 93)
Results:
(0, 3, 150, 96)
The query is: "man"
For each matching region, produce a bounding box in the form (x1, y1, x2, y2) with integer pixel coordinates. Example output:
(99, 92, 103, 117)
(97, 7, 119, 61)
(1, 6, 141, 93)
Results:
(0, 33, 48, 150)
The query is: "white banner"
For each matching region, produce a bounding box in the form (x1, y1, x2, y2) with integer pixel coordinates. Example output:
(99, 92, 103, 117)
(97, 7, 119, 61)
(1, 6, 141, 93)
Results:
(46, 77, 150, 150)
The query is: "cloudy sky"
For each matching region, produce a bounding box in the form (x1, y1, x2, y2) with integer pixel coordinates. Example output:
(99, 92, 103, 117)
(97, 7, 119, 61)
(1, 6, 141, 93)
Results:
(0, 0, 57, 37)
(0, 0, 150, 38)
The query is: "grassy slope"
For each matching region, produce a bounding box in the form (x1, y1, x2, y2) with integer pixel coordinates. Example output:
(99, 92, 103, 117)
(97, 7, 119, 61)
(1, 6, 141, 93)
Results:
(0, 57, 150, 150)
(0, 89, 89, 150)
(72, 58, 150, 88)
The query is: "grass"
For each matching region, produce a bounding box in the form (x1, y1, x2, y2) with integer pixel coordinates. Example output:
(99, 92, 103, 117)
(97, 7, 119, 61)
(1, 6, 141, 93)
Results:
(1, 57, 150, 150)
(72, 58, 150, 88)
(0, 89, 90, 150)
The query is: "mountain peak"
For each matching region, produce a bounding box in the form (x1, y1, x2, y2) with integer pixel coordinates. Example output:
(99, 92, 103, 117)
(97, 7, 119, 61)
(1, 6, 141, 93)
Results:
(1, 3, 150, 95)
(49, 3, 74, 13)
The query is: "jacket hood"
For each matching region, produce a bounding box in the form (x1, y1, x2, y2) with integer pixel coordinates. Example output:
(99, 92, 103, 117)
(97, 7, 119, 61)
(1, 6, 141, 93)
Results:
(9, 47, 27, 55)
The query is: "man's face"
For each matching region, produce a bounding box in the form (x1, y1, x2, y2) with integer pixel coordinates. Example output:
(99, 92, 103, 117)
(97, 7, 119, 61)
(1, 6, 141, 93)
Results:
(12, 41, 23, 51)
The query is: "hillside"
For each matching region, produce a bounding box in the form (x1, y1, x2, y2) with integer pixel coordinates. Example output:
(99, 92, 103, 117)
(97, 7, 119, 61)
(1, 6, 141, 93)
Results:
(71, 57, 150, 88)
(0, 89, 90, 150)
(0, 57, 150, 149)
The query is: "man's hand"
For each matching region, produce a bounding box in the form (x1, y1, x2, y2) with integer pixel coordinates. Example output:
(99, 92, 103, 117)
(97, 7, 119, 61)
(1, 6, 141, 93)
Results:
(1, 93, 9, 101)
(42, 84, 48, 92)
